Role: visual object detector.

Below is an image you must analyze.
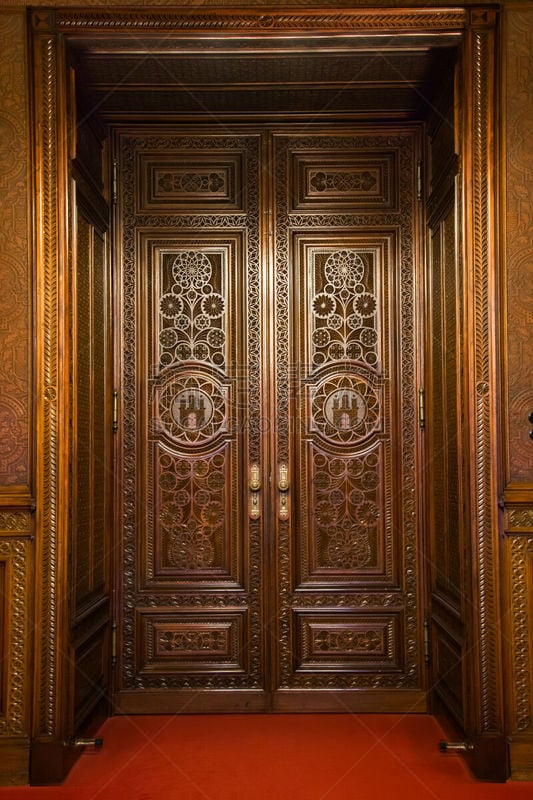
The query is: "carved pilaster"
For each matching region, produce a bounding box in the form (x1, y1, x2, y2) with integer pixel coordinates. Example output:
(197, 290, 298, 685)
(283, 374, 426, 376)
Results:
(32, 16, 70, 741)
(464, 9, 503, 736)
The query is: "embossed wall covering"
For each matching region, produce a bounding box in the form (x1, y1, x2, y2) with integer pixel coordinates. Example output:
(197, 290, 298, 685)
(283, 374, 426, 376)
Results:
(0, 12, 30, 487)
(504, 9, 533, 485)
(503, 8, 533, 780)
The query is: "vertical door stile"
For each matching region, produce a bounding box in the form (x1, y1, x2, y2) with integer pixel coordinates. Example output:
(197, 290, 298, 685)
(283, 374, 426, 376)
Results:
(261, 130, 277, 696)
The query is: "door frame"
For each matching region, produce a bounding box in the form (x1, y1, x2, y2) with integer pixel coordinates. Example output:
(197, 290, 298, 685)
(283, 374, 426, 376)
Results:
(30, 4, 503, 781)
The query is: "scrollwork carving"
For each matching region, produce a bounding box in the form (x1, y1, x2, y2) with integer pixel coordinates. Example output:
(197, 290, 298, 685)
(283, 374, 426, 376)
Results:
(312, 628, 383, 653)
(0, 510, 31, 532)
(508, 509, 533, 530)
(158, 629, 228, 653)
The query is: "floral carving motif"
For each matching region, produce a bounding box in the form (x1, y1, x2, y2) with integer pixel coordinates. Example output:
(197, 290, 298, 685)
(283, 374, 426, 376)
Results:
(159, 250, 226, 369)
(158, 451, 226, 571)
(313, 628, 382, 653)
(157, 171, 225, 195)
(313, 449, 380, 570)
(159, 629, 227, 652)
(309, 170, 378, 194)
(310, 249, 379, 369)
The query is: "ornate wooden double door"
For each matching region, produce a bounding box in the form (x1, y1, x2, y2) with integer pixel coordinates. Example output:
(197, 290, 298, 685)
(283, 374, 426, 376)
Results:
(113, 126, 426, 713)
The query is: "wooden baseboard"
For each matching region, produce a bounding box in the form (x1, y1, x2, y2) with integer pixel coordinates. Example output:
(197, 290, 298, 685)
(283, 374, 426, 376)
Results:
(0, 737, 30, 786)
(509, 733, 533, 781)
(463, 733, 509, 782)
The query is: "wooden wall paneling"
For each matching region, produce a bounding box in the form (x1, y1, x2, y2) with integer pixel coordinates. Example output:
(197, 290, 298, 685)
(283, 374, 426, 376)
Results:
(502, 7, 533, 487)
(0, 512, 33, 785)
(503, 512, 533, 780)
(0, 11, 31, 491)
(0, 9, 34, 787)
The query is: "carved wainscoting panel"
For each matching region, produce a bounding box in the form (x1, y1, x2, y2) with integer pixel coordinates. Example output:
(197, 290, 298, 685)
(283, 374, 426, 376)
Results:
(0, 513, 32, 785)
(0, 9, 33, 787)
(503, 520, 533, 780)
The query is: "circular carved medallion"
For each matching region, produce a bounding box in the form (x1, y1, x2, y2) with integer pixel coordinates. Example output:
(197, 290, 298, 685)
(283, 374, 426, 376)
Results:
(311, 374, 380, 444)
(155, 374, 227, 445)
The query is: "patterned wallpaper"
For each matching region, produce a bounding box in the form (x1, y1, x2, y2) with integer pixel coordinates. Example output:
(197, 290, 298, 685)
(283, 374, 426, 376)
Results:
(0, 11, 29, 487)
(505, 8, 533, 483)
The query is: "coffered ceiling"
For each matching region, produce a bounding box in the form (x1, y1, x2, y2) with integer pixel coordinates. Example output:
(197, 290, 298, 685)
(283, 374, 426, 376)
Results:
(70, 32, 459, 120)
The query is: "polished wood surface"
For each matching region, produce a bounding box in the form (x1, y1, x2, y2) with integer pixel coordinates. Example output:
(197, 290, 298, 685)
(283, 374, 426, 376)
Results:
(68, 78, 113, 736)
(425, 60, 468, 733)
(113, 125, 426, 712)
(0, 3, 521, 783)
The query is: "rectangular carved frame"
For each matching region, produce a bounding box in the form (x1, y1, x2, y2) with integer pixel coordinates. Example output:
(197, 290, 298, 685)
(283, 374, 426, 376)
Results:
(29, 4, 502, 781)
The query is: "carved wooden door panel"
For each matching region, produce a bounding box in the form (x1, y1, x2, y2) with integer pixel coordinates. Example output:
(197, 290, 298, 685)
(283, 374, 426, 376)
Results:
(113, 126, 425, 713)
(270, 131, 425, 710)
(114, 131, 267, 711)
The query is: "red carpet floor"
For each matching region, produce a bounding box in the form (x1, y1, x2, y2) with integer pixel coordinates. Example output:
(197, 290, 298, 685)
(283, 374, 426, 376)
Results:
(1, 714, 532, 800)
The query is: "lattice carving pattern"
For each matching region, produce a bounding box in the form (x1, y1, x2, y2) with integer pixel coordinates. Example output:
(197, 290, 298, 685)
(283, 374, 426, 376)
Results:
(158, 450, 227, 571)
(310, 250, 379, 370)
(313, 448, 381, 570)
(158, 250, 226, 369)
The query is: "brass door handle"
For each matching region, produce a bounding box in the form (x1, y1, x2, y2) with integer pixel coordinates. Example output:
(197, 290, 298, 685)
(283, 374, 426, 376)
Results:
(249, 463, 261, 519)
(278, 464, 289, 520)
(278, 464, 289, 492)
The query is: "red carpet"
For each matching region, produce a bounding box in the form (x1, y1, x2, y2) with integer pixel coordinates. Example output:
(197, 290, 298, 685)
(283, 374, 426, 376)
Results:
(1, 715, 532, 799)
